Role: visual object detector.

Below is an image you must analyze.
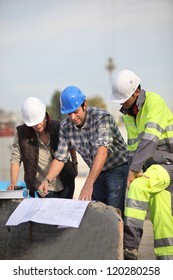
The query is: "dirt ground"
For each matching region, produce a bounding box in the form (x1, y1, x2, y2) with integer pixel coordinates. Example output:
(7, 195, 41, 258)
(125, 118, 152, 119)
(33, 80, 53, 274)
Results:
(138, 219, 155, 260)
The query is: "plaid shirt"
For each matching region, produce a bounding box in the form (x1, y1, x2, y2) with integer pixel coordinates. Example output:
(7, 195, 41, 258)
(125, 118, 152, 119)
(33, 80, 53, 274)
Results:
(54, 107, 128, 171)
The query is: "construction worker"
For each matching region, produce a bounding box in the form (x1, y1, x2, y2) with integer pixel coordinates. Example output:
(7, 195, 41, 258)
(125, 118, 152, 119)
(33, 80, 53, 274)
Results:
(8, 97, 77, 198)
(111, 69, 173, 260)
(38, 85, 128, 216)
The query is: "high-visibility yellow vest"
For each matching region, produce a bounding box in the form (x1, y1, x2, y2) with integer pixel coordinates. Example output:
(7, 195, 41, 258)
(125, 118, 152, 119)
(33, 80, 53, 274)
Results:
(123, 91, 173, 159)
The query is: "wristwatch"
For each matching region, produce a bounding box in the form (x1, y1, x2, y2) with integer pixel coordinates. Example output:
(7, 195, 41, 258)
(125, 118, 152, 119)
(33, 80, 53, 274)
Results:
(45, 178, 51, 185)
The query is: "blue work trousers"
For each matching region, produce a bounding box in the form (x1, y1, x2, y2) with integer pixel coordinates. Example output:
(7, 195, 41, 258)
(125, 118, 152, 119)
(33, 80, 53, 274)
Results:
(92, 162, 128, 217)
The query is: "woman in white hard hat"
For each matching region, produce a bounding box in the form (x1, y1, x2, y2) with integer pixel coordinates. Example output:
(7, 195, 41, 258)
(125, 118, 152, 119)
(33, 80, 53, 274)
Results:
(8, 97, 77, 198)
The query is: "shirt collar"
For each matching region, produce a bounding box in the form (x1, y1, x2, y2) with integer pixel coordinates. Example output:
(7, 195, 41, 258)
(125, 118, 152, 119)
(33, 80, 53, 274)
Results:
(120, 89, 146, 115)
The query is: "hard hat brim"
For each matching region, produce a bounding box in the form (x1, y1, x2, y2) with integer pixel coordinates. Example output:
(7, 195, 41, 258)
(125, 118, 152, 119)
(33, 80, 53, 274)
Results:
(110, 94, 131, 104)
(61, 107, 79, 114)
(24, 116, 45, 127)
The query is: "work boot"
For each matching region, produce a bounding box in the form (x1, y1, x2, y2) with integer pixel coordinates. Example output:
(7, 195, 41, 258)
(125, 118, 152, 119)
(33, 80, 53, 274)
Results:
(124, 248, 138, 260)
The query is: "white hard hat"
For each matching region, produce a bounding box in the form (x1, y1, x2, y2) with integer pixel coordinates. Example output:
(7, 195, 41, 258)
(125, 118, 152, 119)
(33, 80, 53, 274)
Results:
(21, 97, 46, 126)
(111, 69, 141, 103)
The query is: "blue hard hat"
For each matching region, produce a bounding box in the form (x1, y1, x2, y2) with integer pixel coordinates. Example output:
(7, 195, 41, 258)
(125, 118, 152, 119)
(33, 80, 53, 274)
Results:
(60, 86, 86, 114)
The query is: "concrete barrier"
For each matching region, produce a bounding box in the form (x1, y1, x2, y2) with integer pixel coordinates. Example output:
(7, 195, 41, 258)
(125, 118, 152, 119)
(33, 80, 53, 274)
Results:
(0, 199, 123, 260)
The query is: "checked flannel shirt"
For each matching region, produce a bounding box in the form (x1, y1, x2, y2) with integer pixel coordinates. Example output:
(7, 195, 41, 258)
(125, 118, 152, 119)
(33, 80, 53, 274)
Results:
(54, 107, 128, 171)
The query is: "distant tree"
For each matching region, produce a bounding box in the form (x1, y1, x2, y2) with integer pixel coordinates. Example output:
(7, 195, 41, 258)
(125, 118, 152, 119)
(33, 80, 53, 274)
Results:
(47, 91, 107, 120)
(47, 90, 64, 120)
(87, 96, 107, 109)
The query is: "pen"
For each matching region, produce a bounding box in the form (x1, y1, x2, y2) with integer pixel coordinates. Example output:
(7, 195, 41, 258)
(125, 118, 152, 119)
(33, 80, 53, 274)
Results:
(36, 190, 49, 194)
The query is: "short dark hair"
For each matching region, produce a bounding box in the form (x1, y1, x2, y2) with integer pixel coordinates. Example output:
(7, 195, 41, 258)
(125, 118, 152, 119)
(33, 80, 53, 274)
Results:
(137, 84, 141, 90)
(81, 101, 85, 110)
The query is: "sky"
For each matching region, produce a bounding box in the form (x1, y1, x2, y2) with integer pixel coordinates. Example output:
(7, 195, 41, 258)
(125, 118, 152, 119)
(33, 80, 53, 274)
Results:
(0, 0, 173, 113)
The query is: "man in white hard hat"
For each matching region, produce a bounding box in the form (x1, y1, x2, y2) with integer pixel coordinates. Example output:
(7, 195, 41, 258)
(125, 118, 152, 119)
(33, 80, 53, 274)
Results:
(111, 69, 173, 260)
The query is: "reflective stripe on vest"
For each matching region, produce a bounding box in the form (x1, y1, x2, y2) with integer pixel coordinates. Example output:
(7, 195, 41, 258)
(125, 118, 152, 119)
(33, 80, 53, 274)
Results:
(154, 237, 173, 248)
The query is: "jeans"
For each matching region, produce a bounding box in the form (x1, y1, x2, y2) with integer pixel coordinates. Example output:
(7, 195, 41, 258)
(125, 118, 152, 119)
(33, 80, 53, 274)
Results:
(92, 162, 128, 217)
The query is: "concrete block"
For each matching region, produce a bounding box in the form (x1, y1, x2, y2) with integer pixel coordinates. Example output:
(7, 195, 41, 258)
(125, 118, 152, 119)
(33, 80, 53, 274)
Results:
(0, 199, 123, 260)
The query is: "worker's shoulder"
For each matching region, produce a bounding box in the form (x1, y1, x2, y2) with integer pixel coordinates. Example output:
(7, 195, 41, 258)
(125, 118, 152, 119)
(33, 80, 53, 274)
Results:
(49, 119, 61, 126)
(145, 91, 168, 108)
(146, 91, 164, 102)
(60, 116, 69, 126)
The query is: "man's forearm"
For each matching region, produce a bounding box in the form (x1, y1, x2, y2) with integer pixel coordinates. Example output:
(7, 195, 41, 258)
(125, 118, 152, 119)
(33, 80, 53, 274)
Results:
(79, 146, 108, 201)
(86, 146, 108, 184)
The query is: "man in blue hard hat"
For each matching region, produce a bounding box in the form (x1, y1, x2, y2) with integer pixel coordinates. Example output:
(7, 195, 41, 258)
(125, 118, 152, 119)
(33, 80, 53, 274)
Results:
(38, 86, 128, 217)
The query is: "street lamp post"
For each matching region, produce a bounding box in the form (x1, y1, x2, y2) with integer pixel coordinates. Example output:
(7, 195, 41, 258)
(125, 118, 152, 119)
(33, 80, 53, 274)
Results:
(106, 57, 116, 84)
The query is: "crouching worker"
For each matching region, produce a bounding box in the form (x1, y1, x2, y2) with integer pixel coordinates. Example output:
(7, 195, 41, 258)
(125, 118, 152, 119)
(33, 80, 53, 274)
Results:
(111, 69, 173, 260)
(7, 97, 77, 198)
